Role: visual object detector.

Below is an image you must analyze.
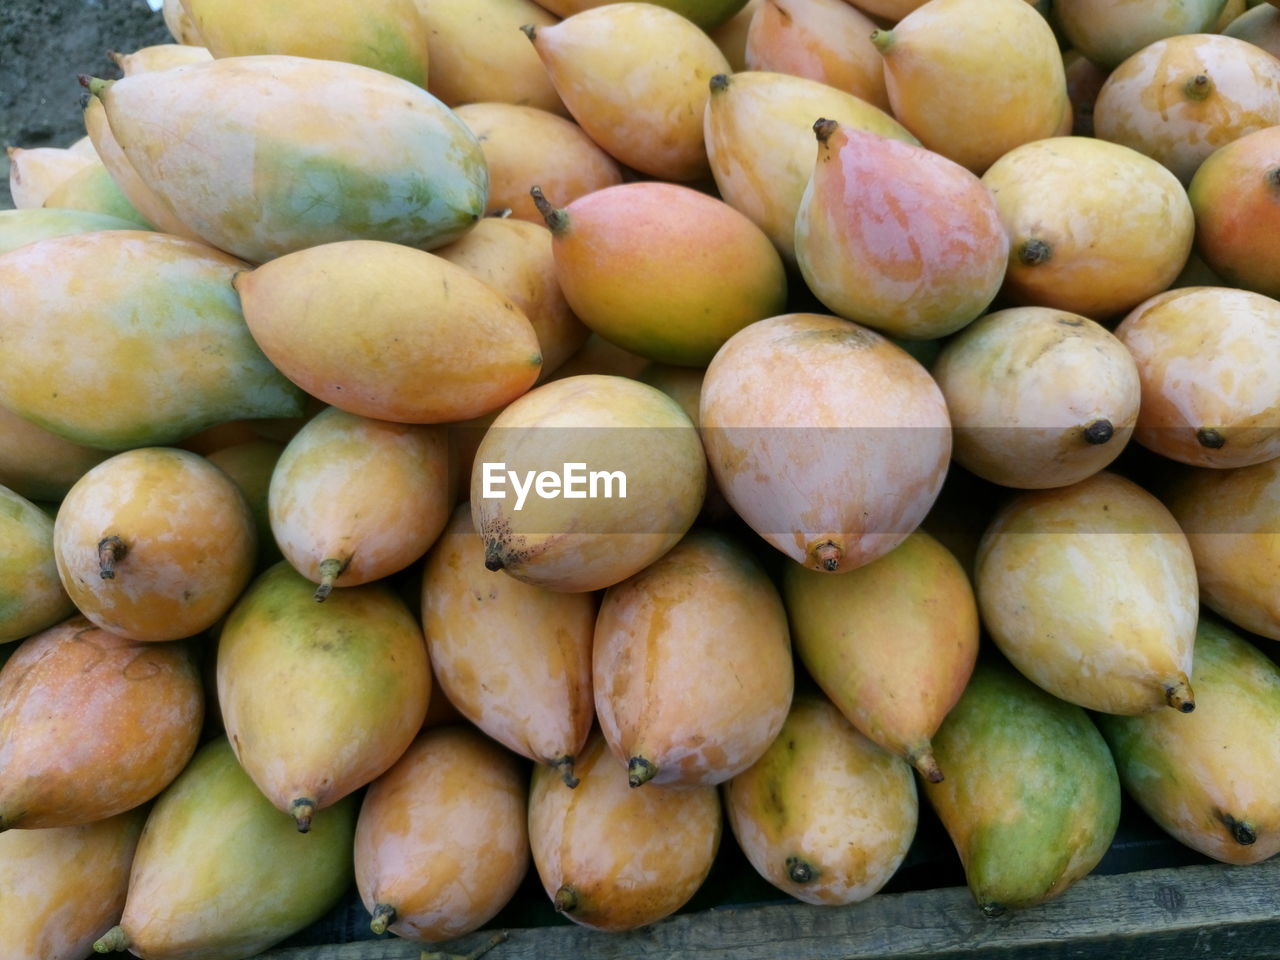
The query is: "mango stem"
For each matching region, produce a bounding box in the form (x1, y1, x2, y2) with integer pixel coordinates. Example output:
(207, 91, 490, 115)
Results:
(552, 755, 580, 789)
(529, 186, 569, 234)
(785, 855, 817, 883)
(94, 926, 129, 953)
(1196, 427, 1225, 450)
(553, 884, 579, 913)
(1165, 678, 1195, 714)
(313, 557, 347, 602)
(290, 797, 316, 833)
(628, 756, 657, 788)
(1082, 419, 1114, 445)
(813, 117, 839, 146)
(1184, 73, 1213, 101)
(910, 747, 945, 784)
(869, 28, 895, 53)
(370, 903, 396, 936)
(810, 540, 842, 572)
(98, 535, 127, 580)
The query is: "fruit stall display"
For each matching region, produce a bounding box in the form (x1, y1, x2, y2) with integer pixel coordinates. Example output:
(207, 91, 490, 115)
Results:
(4, 0, 1280, 958)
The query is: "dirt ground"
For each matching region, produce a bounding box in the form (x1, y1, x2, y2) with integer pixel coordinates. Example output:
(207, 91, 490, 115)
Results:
(1, 0, 169, 208)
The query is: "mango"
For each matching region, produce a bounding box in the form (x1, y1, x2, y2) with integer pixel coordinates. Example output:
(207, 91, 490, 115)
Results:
(533, 181, 787, 365)
(723, 693, 917, 905)
(110, 42, 212, 75)
(421, 505, 595, 785)
(1223, 3, 1280, 56)
(795, 119, 1007, 340)
(976, 471, 1200, 715)
(41, 160, 152, 227)
(269, 406, 450, 599)
(699, 313, 951, 574)
(54, 447, 257, 642)
(873, 0, 1068, 174)
(744, 0, 888, 110)
(0, 230, 305, 450)
(528, 730, 721, 931)
(206, 439, 285, 572)
(0, 616, 202, 829)
(354, 726, 529, 941)
(545, 333, 651, 382)
(217, 562, 430, 831)
(6, 146, 93, 209)
(0, 207, 140, 256)
(163, 0, 202, 44)
(0, 485, 74, 644)
(524, 4, 730, 181)
(1114, 286, 1280, 468)
(92, 736, 356, 960)
(1096, 618, 1280, 864)
(703, 70, 917, 264)
(0, 809, 144, 960)
(87, 55, 488, 262)
(235, 239, 542, 424)
(931, 307, 1141, 489)
(981, 137, 1195, 320)
(783, 531, 977, 781)
(1092, 33, 1280, 185)
(1065, 53, 1108, 137)
(1053, 0, 1229, 69)
(1163, 458, 1280, 640)
(470, 374, 705, 592)
(708, 0, 761, 70)
(594, 528, 793, 787)
(538, 0, 751, 29)
(0, 402, 109, 502)
(924, 659, 1121, 915)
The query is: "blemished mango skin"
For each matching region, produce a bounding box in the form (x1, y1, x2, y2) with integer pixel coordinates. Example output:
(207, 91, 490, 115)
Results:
(0, 616, 202, 829)
(981, 137, 1195, 321)
(180, 0, 429, 87)
(90, 55, 488, 263)
(0, 808, 144, 960)
(1052, 0, 1228, 69)
(539, 181, 788, 366)
(217, 562, 431, 831)
(525, 4, 731, 181)
(0, 485, 74, 645)
(874, 0, 1069, 175)
(421, 505, 595, 782)
(703, 70, 917, 264)
(1114, 286, 1280, 468)
(699, 313, 952, 574)
(924, 659, 1121, 916)
(528, 731, 722, 932)
(783, 531, 978, 782)
(1097, 618, 1280, 864)
(354, 727, 530, 942)
(1188, 126, 1280, 300)
(0, 230, 305, 451)
(54, 447, 258, 643)
(234, 239, 542, 425)
(593, 529, 794, 788)
(723, 694, 917, 906)
(1162, 458, 1280, 640)
(975, 471, 1200, 716)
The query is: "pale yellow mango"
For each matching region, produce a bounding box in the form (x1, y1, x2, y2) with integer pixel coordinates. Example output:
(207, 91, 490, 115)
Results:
(0, 485, 73, 645)
(6, 146, 93, 209)
(163, 0, 202, 44)
(704, 70, 917, 263)
(110, 42, 212, 75)
(1053, 0, 1229, 68)
(538, 0, 752, 28)
(235, 239, 542, 424)
(525, 3, 731, 181)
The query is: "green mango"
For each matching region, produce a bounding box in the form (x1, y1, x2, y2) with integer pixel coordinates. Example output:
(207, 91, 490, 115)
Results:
(93, 736, 356, 960)
(0, 485, 74, 644)
(41, 161, 153, 228)
(1097, 617, 1280, 865)
(923, 659, 1120, 916)
(0, 207, 143, 256)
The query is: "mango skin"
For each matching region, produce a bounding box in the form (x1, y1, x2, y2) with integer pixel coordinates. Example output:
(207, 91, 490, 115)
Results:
(546, 181, 788, 365)
(1097, 618, 1280, 864)
(0, 485, 74, 644)
(108, 736, 356, 960)
(1053, 0, 1229, 69)
(724, 693, 917, 905)
(0, 207, 142, 256)
(0, 403, 109, 502)
(95, 55, 488, 263)
(40, 161, 152, 228)
(924, 659, 1121, 915)
(6, 146, 93, 209)
(0, 230, 305, 451)
(111, 42, 213, 75)
(0, 809, 144, 960)
(538, 0, 750, 29)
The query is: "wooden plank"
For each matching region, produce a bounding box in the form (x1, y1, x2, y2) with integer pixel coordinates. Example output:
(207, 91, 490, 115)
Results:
(254, 857, 1280, 960)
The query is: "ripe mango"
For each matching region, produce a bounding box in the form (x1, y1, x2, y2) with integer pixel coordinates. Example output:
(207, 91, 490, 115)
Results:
(0, 402, 108, 502)
(6, 146, 93, 209)
(0, 207, 139, 256)
(39, 160, 151, 228)
(1053, 0, 1230, 69)
(0, 484, 74, 644)
(110, 42, 212, 75)
(539, 0, 751, 29)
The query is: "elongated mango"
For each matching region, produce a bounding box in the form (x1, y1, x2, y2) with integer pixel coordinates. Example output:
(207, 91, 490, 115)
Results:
(0, 207, 141, 256)
(0, 485, 74, 644)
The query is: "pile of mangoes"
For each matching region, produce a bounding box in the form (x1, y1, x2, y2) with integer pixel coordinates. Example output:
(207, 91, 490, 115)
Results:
(4, 0, 1280, 957)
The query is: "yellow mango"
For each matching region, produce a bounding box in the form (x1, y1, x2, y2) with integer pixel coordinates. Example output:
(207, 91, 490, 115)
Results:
(181, 0, 429, 86)
(470, 374, 706, 592)
(1093, 33, 1280, 184)
(538, 0, 752, 28)
(235, 239, 542, 424)
(207, 439, 285, 573)
(874, 0, 1068, 174)
(40, 159, 151, 227)
(594, 529, 793, 787)
(110, 42, 212, 75)
(1114, 286, 1280, 467)
(6, 146, 93, 209)
(744, 0, 888, 110)
(355, 727, 530, 941)
(724, 694, 917, 905)
(0, 207, 137, 256)
(163, 0, 202, 44)
(534, 181, 787, 365)
(525, 3, 731, 181)
(932, 307, 1141, 489)
(704, 70, 917, 264)
(87, 55, 488, 262)
(1052, 0, 1229, 69)
(0, 485, 73, 645)
(976, 471, 1200, 715)
(53, 447, 257, 642)
(700, 313, 952, 573)
(421, 505, 595, 784)
(435, 216, 590, 378)
(709, 0, 762, 70)
(0, 402, 108, 502)
(416, 0, 566, 114)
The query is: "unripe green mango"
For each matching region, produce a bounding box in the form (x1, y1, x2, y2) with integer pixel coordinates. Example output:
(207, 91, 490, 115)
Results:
(0, 208, 143, 256)
(923, 659, 1120, 916)
(0, 485, 74, 644)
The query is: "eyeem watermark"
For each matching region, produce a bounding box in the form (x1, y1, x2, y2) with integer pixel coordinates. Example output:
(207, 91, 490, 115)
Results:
(481, 462, 628, 511)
